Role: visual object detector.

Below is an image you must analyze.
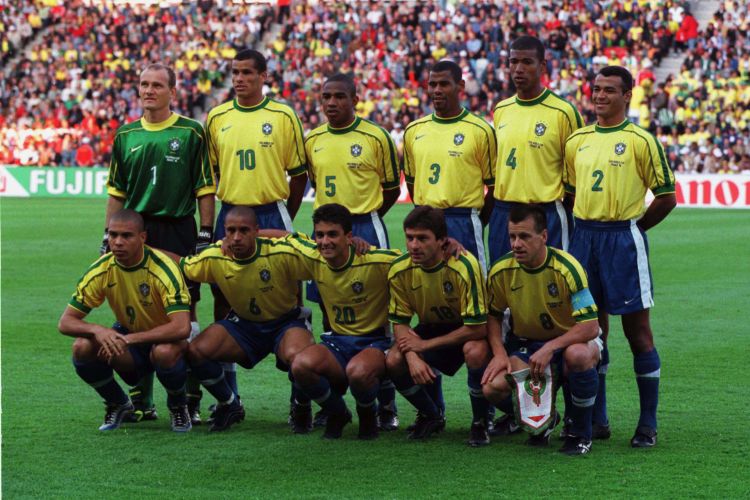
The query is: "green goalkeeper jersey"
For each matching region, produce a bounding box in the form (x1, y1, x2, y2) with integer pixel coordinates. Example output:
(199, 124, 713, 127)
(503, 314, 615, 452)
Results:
(107, 113, 216, 218)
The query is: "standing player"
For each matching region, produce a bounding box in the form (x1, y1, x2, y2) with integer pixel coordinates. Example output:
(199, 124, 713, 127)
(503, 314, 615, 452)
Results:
(489, 35, 583, 262)
(305, 73, 401, 430)
(386, 207, 491, 446)
(178, 206, 315, 433)
(105, 63, 216, 422)
(205, 48, 307, 403)
(402, 59, 496, 422)
(482, 205, 601, 455)
(59, 210, 192, 432)
(286, 204, 401, 440)
(564, 66, 676, 447)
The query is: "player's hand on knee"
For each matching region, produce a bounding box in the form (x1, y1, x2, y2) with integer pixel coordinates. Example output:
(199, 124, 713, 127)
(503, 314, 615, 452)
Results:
(482, 354, 512, 385)
(94, 328, 128, 361)
(529, 347, 553, 382)
(195, 226, 213, 255)
(408, 356, 435, 385)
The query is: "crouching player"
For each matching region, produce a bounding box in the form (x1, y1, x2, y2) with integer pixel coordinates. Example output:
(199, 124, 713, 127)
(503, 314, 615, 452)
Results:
(386, 206, 492, 446)
(58, 210, 192, 432)
(178, 206, 315, 432)
(481, 204, 601, 455)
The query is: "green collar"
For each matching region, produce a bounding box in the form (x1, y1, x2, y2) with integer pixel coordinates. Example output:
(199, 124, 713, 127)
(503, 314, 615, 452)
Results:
(327, 116, 360, 134)
(233, 96, 269, 113)
(431, 108, 468, 124)
(515, 88, 550, 106)
(116, 248, 148, 272)
(520, 247, 551, 274)
(328, 246, 355, 272)
(595, 119, 630, 133)
(234, 239, 261, 264)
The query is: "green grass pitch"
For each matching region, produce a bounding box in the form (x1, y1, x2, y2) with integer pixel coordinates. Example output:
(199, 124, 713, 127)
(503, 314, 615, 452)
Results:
(2, 198, 749, 498)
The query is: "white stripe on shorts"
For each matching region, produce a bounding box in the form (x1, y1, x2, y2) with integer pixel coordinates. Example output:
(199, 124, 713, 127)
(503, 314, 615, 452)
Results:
(630, 219, 654, 309)
(554, 200, 570, 251)
(470, 209, 487, 276)
(277, 200, 293, 231)
(370, 211, 389, 248)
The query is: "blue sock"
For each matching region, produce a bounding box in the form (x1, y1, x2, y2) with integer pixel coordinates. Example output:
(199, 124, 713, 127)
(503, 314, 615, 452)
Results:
(288, 372, 310, 406)
(495, 395, 514, 415)
(351, 382, 379, 409)
(425, 372, 445, 413)
(73, 359, 128, 405)
(155, 358, 187, 407)
(192, 360, 235, 405)
(468, 367, 490, 422)
(297, 377, 347, 415)
(634, 348, 660, 430)
(562, 382, 572, 421)
(377, 378, 397, 410)
(392, 373, 440, 417)
(594, 347, 609, 426)
(222, 362, 239, 396)
(568, 368, 598, 440)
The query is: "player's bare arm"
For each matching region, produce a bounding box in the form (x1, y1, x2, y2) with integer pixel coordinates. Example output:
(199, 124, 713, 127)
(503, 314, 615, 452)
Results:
(121, 311, 191, 346)
(379, 187, 400, 217)
(481, 314, 511, 385)
(287, 174, 307, 220)
(58, 307, 128, 359)
(398, 323, 486, 354)
(528, 319, 599, 381)
(637, 193, 676, 231)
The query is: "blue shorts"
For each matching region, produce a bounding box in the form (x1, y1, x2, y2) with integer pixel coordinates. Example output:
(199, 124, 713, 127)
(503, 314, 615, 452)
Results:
(443, 207, 487, 272)
(218, 308, 309, 370)
(488, 199, 573, 264)
(112, 322, 159, 385)
(306, 211, 389, 303)
(569, 219, 654, 315)
(505, 333, 564, 380)
(320, 330, 391, 370)
(414, 323, 466, 376)
(214, 200, 293, 241)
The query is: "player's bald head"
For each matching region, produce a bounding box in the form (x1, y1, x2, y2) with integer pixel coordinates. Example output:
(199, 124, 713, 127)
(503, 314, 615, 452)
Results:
(109, 209, 145, 232)
(226, 206, 258, 226)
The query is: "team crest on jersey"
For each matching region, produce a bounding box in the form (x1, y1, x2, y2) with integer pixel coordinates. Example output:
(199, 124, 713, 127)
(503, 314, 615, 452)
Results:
(615, 142, 626, 155)
(547, 283, 559, 297)
(534, 122, 547, 137)
(259, 269, 271, 282)
(351, 280, 364, 294)
(168, 138, 181, 152)
(453, 133, 465, 146)
(139, 283, 150, 297)
(262, 123, 272, 135)
(443, 281, 454, 294)
(350, 144, 363, 157)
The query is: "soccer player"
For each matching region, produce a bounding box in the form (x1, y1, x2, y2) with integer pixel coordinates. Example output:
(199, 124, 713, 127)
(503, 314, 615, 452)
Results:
(403, 59, 496, 270)
(402, 59, 496, 424)
(286, 204, 401, 440)
(178, 206, 315, 432)
(105, 63, 216, 423)
(482, 204, 601, 455)
(305, 73, 401, 430)
(205, 48, 307, 405)
(488, 35, 583, 262)
(59, 210, 192, 432)
(386, 206, 491, 446)
(564, 66, 676, 448)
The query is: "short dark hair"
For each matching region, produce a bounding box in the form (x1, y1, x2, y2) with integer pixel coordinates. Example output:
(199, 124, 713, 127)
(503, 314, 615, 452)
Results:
(598, 65, 633, 93)
(234, 48, 267, 73)
(109, 209, 145, 232)
(313, 203, 352, 234)
(403, 206, 447, 240)
(324, 73, 356, 97)
(431, 59, 462, 83)
(508, 204, 546, 233)
(226, 206, 258, 226)
(510, 35, 546, 62)
(142, 63, 176, 88)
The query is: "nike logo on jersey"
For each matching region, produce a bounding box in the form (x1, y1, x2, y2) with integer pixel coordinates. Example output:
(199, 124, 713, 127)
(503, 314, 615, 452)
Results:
(221, 125, 232, 132)
(224, 275, 234, 280)
(578, 145, 591, 152)
(510, 284, 524, 291)
(314, 147, 324, 153)
(415, 134, 426, 141)
(410, 285, 423, 290)
(107, 282, 117, 288)
(129, 145, 143, 153)
(498, 124, 508, 130)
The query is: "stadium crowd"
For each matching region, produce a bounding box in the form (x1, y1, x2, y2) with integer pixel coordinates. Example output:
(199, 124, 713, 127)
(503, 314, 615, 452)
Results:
(1, 0, 748, 173)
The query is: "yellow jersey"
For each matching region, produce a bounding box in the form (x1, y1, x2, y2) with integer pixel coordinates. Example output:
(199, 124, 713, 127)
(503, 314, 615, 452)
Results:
(564, 119, 675, 221)
(305, 117, 400, 214)
(388, 252, 487, 326)
(180, 239, 309, 322)
(493, 89, 583, 203)
(69, 246, 190, 332)
(205, 97, 307, 205)
(403, 108, 496, 209)
(487, 247, 597, 341)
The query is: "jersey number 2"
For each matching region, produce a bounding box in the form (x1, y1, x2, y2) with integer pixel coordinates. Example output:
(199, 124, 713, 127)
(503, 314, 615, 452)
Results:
(591, 170, 604, 192)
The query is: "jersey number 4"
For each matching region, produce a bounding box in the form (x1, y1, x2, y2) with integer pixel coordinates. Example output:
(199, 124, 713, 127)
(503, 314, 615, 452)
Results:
(505, 148, 518, 169)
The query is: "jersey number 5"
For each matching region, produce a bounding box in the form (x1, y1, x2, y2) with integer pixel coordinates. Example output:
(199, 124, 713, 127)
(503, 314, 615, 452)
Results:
(236, 149, 256, 171)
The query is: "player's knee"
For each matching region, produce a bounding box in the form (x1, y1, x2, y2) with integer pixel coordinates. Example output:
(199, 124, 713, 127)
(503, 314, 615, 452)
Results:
(151, 342, 185, 368)
(563, 343, 597, 371)
(482, 376, 510, 401)
(624, 328, 655, 354)
(385, 349, 405, 375)
(463, 340, 489, 368)
(290, 350, 315, 380)
(346, 360, 378, 386)
(72, 338, 97, 361)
